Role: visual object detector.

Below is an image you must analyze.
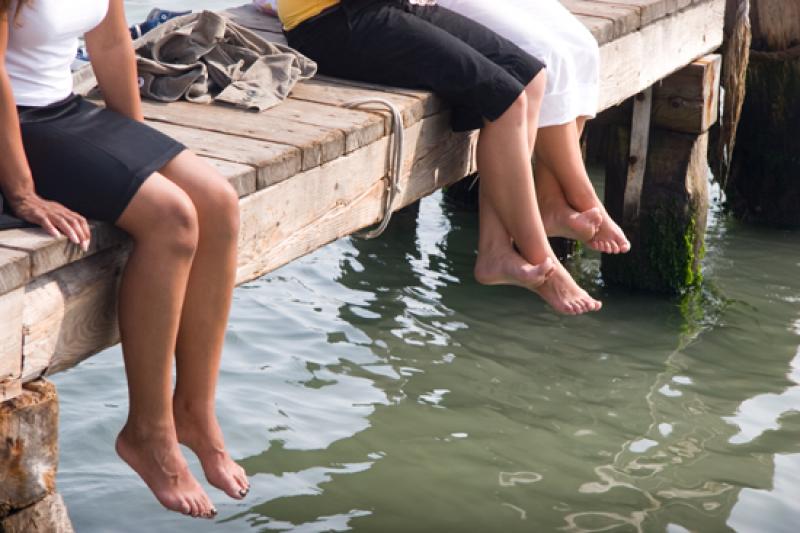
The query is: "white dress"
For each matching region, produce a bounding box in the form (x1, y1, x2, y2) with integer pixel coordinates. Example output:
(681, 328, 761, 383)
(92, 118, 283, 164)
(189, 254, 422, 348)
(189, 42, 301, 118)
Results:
(437, 0, 600, 127)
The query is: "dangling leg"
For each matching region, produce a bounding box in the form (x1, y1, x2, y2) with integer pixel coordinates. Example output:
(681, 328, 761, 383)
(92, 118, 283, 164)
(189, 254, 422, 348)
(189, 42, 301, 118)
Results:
(476, 72, 601, 314)
(158, 152, 250, 501)
(114, 173, 217, 519)
(535, 120, 630, 253)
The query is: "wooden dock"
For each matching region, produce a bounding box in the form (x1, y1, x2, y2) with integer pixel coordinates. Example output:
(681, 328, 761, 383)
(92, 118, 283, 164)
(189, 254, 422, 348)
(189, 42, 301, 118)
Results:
(0, 1, 727, 526)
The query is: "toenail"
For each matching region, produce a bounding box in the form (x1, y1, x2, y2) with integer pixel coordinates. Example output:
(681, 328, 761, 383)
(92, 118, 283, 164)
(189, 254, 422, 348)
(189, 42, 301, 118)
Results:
(239, 488, 249, 497)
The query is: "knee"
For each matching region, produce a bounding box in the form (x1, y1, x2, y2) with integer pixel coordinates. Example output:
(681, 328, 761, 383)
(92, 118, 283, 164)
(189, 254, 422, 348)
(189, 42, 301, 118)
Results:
(154, 193, 200, 258)
(198, 176, 241, 243)
(504, 91, 529, 121)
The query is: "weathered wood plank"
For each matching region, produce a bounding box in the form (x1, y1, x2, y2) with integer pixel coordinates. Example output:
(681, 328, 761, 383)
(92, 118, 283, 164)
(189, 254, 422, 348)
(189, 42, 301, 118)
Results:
(0, 288, 24, 401)
(290, 79, 425, 128)
(202, 158, 258, 198)
(561, 0, 643, 39)
(574, 13, 616, 43)
(265, 98, 386, 154)
(147, 122, 302, 189)
(0, 224, 125, 281)
(623, 88, 653, 224)
(0, 247, 30, 296)
(141, 100, 331, 171)
(597, 0, 726, 110)
(588, 0, 693, 28)
(22, 249, 128, 381)
(653, 54, 722, 133)
(313, 75, 446, 120)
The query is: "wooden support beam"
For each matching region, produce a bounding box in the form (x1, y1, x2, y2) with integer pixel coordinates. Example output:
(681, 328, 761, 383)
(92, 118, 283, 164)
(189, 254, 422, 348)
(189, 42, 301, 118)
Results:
(0, 380, 60, 517)
(0, 288, 24, 402)
(604, 126, 710, 293)
(1, 493, 74, 533)
(623, 88, 653, 225)
(726, 0, 800, 227)
(602, 53, 719, 293)
(653, 54, 722, 133)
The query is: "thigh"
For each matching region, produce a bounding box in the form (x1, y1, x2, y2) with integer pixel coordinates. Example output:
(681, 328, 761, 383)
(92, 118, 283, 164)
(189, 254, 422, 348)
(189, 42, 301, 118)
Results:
(157, 150, 239, 218)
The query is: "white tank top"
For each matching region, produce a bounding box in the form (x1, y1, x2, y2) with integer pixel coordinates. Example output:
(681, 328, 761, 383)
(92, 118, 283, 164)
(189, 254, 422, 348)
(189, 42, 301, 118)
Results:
(5, 0, 109, 107)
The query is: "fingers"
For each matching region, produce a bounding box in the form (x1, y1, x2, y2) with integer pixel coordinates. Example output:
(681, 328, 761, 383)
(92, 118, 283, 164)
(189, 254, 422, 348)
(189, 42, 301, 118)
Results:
(49, 207, 91, 252)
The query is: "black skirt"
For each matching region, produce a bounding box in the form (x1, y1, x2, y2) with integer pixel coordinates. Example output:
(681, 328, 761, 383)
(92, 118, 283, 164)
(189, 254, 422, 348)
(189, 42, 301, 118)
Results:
(15, 94, 185, 223)
(286, 0, 545, 132)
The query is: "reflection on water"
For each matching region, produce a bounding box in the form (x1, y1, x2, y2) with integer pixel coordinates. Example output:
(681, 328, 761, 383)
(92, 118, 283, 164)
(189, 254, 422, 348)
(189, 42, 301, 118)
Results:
(53, 186, 800, 532)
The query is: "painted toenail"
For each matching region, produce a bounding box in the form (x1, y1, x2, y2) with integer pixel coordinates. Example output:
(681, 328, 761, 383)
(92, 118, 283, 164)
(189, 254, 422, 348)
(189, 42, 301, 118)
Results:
(239, 487, 249, 497)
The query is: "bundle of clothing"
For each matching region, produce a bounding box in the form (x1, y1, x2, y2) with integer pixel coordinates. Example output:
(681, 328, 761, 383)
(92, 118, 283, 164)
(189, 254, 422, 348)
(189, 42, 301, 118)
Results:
(134, 10, 317, 111)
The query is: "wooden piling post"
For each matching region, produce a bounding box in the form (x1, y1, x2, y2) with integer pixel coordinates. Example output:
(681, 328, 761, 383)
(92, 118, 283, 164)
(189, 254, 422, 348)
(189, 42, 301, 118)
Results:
(0, 379, 74, 532)
(726, 0, 800, 227)
(603, 55, 722, 293)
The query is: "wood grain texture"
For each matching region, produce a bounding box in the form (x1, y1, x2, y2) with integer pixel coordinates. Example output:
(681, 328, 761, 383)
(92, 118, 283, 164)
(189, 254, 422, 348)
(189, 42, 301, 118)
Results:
(624, 88, 654, 224)
(0, 380, 59, 518)
(597, 0, 726, 110)
(653, 54, 722, 133)
(1, 493, 74, 533)
(23, 249, 128, 381)
(751, 0, 800, 50)
(0, 247, 30, 296)
(148, 121, 302, 189)
(0, 289, 24, 402)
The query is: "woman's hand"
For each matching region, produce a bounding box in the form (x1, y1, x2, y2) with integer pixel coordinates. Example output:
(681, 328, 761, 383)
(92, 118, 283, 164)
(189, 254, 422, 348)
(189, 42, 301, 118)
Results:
(7, 193, 91, 251)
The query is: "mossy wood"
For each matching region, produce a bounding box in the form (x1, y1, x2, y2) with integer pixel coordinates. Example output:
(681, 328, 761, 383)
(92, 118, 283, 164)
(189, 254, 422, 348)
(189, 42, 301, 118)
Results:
(726, 0, 800, 227)
(603, 124, 710, 293)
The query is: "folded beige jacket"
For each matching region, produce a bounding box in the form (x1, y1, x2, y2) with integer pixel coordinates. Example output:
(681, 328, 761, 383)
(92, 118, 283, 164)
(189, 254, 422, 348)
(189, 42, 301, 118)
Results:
(135, 10, 317, 111)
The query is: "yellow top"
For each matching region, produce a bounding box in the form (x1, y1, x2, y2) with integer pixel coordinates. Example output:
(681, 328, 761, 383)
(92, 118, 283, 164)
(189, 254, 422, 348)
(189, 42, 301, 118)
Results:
(277, 0, 341, 30)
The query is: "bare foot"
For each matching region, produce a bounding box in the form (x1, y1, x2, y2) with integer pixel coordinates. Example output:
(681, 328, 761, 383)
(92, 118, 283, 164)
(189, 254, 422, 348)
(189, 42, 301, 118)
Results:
(542, 204, 602, 242)
(588, 209, 630, 254)
(174, 406, 250, 501)
(116, 424, 216, 519)
(475, 251, 555, 291)
(534, 261, 602, 315)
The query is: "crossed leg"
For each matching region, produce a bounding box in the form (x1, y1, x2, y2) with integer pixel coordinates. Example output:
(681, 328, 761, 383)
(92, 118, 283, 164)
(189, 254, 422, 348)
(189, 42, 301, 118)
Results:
(474, 72, 601, 314)
(535, 119, 630, 253)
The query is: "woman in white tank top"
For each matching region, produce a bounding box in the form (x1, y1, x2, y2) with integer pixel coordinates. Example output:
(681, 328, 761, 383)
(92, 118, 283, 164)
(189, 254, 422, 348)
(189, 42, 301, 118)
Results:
(1, 0, 249, 518)
(437, 0, 630, 254)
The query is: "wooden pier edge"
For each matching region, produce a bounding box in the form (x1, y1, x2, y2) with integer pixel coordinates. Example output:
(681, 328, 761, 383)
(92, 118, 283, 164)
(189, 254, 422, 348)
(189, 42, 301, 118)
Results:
(0, 0, 730, 526)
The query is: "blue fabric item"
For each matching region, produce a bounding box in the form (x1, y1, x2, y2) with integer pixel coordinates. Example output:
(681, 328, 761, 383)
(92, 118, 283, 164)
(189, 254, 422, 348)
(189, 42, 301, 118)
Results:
(76, 8, 192, 60)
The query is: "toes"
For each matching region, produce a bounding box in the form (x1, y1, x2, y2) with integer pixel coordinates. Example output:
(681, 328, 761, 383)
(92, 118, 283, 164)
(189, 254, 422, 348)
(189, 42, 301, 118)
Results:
(610, 240, 621, 254)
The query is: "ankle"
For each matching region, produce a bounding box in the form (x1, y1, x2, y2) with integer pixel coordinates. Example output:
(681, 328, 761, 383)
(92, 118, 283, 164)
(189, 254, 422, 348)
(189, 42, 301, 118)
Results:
(121, 417, 176, 443)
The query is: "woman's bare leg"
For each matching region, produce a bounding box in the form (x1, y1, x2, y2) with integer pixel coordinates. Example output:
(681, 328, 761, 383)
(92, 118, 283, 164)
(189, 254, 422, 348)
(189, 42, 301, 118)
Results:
(535, 120, 630, 254)
(114, 173, 216, 519)
(535, 158, 602, 241)
(157, 152, 249, 500)
(475, 71, 600, 314)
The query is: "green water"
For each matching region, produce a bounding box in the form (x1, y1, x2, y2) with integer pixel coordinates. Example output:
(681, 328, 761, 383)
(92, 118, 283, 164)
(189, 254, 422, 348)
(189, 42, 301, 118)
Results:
(52, 4, 800, 530)
(53, 181, 800, 532)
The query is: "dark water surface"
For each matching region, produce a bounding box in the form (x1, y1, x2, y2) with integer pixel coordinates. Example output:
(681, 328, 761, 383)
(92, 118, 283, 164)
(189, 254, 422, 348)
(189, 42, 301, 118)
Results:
(54, 185, 800, 532)
(53, 4, 800, 530)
